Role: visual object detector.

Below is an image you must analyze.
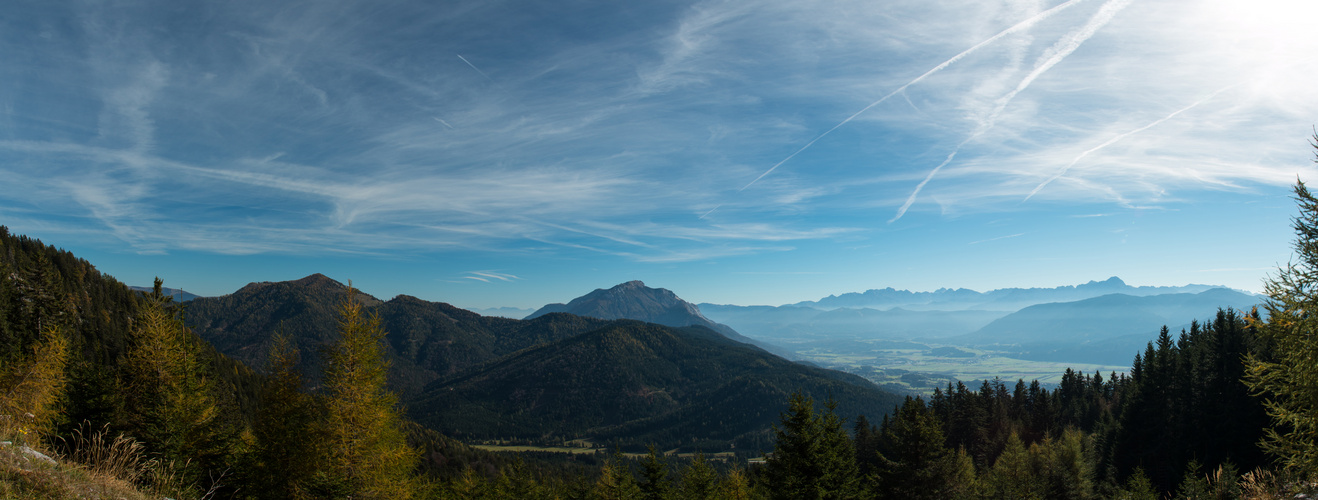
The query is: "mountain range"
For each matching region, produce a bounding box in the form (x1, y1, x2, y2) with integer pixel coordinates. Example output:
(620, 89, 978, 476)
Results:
(184, 274, 894, 450)
(791, 276, 1232, 311)
(951, 287, 1260, 365)
(696, 278, 1261, 367)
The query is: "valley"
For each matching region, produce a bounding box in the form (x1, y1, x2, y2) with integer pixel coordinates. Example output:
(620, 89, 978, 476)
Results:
(788, 340, 1127, 393)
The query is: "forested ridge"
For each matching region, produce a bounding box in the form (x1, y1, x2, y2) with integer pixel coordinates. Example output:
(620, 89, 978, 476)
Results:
(7, 177, 1318, 498)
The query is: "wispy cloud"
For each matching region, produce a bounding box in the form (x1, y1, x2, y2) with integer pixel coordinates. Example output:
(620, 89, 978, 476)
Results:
(467, 271, 520, 282)
(2, 0, 1316, 281)
(890, 0, 1134, 223)
(1024, 84, 1234, 201)
(970, 233, 1025, 245)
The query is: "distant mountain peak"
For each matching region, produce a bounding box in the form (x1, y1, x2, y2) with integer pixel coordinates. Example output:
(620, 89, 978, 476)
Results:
(293, 273, 343, 288)
(1080, 276, 1127, 288)
(526, 281, 787, 355)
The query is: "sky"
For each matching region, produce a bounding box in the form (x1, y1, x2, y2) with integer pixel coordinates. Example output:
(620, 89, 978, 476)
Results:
(3, 0, 1317, 309)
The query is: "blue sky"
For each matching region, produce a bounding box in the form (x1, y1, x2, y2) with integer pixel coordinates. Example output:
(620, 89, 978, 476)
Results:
(3, 0, 1316, 309)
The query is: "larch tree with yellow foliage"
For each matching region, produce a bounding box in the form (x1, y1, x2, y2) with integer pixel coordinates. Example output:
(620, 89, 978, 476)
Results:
(122, 279, 224, 485)
(318, 284, 417, 498)
(0, 324, 69, 446)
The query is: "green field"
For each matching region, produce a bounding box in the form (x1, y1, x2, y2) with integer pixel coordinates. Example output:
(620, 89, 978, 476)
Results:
(473, 444, 601, 455)
(471, 443, 738, 460)
(792, 341, 1127, 394)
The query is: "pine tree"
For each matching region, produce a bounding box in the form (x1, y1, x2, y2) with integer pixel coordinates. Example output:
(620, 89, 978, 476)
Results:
(1245, 179, 1318, 477)
(319, 283, 418, 498)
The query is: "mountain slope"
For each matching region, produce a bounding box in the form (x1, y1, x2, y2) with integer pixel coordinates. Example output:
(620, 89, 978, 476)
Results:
(408, 320, 901, 451)
(958, 288, 1260, 345)
(186, 275, 612, 396)
(526, 280, 786, 355)
(949, 288, 1261, 365)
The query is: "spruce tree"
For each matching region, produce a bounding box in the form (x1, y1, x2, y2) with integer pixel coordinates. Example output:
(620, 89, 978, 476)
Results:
(639, 445, 672, 500)
(874, 396, 958, 499)
(766, 392, 823, 499)
(249, 333, 323, 499)
(817, 398, 861, 498)
(1245, 177, 1318, 477)
(767, 392, 862, 499)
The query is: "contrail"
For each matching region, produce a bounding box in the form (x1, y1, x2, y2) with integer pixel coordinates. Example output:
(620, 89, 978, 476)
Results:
(457, 54, 492, 80)
(699, 204, 722, 220)
(733, 0, 1091, 196)
(889, 0, 1133, 223)
(1023, 84, 1234, 201)
(433, 117, 455, 129)
(888, 137, 974, 223)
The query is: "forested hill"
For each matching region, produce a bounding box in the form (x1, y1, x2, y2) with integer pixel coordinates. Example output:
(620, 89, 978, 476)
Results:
(526, 280, 793, 358)
(185, 276, 613, 397)
(0, 226, 261, 429)
(409, 319, 902, 452)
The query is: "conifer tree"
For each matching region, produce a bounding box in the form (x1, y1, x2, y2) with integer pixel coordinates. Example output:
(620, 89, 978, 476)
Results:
(319, 284, 418, 498)
(677, 452, 718, 500)
(766, 392, 822, 499)
(0, 255, 12, 360)
(1038, 428, 1094, 499)
(719, 465, 754, 500)
(122, 279, 223, 483)
(639, 445, 671, 500)
(817, 398, 861, 498)
(593, 450, 641, 500)
(766, 392, 861, 499)
(983, 433, 1039, 499)
(874, 396, 960, 500)
(249, 333, 323, 499)
(0, 324, 69, 445)
(1245, 178, 1318, 478)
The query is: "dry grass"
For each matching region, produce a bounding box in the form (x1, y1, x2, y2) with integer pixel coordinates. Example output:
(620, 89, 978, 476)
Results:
(1237, 467, 1318, 500)
(55, 421, 191, 498)
(0, 438, 152, 500)
(0, 420, 219, 500)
